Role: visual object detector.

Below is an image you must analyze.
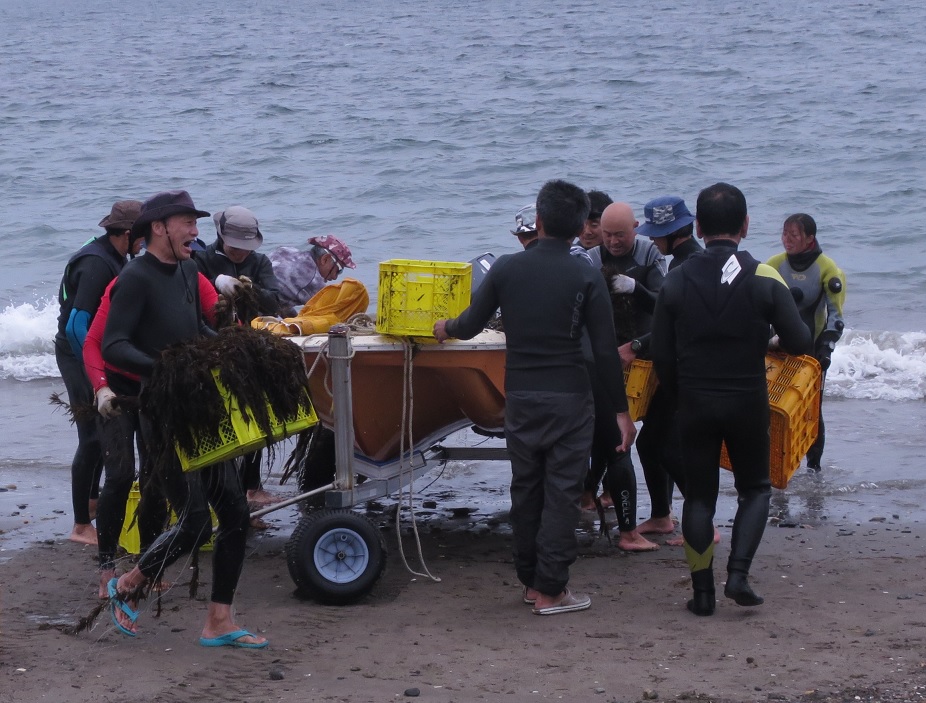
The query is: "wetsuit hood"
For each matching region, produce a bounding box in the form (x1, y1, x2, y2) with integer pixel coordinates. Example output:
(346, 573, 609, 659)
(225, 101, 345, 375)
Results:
(785, 240, 822, 272)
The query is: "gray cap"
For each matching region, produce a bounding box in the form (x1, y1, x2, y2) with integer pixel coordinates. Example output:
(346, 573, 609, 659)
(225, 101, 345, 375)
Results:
(214, 206, 264, 251)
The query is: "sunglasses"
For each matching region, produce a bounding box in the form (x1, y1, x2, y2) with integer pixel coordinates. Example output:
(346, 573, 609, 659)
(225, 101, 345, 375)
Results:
(325, 252, 344, 274)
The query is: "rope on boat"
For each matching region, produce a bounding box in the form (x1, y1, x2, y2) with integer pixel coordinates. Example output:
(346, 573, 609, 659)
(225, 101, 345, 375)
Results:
(394, 337, 441, 583)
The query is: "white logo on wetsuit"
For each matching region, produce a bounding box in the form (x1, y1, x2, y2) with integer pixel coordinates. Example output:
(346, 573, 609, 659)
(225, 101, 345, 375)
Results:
(720, 255, 742, 284)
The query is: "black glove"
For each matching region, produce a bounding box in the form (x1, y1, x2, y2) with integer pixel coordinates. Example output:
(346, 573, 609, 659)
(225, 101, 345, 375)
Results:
(816, 331, 839, 371)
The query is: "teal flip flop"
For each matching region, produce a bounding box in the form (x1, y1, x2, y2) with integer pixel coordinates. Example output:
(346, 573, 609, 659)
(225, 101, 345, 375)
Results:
(107, 577, 139, 637)
(199, 629, 268, 649)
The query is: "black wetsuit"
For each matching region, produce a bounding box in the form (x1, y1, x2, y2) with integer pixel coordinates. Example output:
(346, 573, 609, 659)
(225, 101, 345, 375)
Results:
(587, 239, 666, 532)
(104, 253, 249, 604)
(636, 236, 704, 519)
(193, 239, 282, 318)
(651, 239, 811, 599)
(447, 237, 627, 596)
(55, 235, 126, 525)
(194, 239, 283, 492)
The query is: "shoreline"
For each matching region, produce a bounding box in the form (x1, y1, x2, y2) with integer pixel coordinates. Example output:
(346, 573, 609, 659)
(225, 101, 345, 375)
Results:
(2, 510, 925, 703)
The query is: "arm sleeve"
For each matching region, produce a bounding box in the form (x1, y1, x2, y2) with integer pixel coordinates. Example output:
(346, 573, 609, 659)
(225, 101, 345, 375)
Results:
(102, 275, 156, 377)
(65, 308, 92, 359)
(819, 256, 846, 340)
(630, 260, 665, 314)
(82, 290, 111, 394)
(198, 273, 219, 328)
(651, 286, 679, 398)
(758, 266, 813, 356)
(253, 256, 283, 316)
(586, 276, 629, 413)
(70, 257, 113, 320)
(445, 265, 502, 340)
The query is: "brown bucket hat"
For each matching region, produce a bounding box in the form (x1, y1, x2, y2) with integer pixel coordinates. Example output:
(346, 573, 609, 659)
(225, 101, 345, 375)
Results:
(131, 190, 210, 239)
(98, 200, 143, 231)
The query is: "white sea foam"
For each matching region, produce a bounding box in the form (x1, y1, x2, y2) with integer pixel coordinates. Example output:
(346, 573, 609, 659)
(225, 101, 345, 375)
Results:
(0, 298, 923, 404)
(0, 298, 59, 381)
(827, 329, 926, 401)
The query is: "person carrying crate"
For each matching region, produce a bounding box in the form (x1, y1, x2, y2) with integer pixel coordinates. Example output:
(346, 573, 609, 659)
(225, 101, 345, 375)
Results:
(767, 213, 846, 471)
(101, 190, 266, 648)
(651, 183, 811, 616)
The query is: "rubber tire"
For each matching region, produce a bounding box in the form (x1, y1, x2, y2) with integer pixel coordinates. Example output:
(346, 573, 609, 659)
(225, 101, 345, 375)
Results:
(286, 509, 387, 604)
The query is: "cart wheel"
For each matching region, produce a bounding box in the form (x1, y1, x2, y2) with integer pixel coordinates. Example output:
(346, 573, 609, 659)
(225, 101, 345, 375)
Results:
(286, 509, 387, 604)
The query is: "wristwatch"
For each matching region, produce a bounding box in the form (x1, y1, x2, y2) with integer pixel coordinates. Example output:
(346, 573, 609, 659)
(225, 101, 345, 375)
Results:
(630, 339, 643, 354)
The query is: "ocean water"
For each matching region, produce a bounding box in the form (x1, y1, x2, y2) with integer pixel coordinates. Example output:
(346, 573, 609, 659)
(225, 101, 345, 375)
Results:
(1, 0, 925, 537)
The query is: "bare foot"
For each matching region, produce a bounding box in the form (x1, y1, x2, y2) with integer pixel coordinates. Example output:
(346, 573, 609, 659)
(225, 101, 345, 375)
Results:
(69, 523, 97, 546)
(202, 602, 267, 647)
(618, 530, 659, 552)
(579, 491, 597, 511)
(666, 527, 721, 547)
(599, 492, 614, 509)
(250, 517, 270, 531)
(637, 516, 676, 535)
(246, 488, 276, 507)
(99, 569, 115, 599)
(88, 498, 98, 521)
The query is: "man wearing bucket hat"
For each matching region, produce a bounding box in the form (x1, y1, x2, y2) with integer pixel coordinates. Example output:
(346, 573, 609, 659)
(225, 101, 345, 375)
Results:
(194, 205, 282, 323)
(268, 234, 356, 317)
(55, 199, 143, 546)
(637, 195, 702, 265)
(633, 196, 704, 543)
(195, 206, 282, 508)
(102, 190, 265, 648)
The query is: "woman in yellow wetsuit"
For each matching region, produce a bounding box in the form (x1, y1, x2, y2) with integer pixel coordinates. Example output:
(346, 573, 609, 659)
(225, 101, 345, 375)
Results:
(766, 214, 846, 470)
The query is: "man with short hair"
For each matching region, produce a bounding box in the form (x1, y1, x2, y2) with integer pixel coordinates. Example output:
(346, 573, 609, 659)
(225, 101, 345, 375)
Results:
(269, 235, 355, 316)
(103, 190, 265, 647)
(651, 183, 811, 616)
(578, 190, 611, 266)
(55, 199, 143, 545)
(434, 179, 636, 615)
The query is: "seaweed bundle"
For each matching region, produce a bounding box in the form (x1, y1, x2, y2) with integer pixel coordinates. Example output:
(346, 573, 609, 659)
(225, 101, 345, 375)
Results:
(141, 325, 313, 471)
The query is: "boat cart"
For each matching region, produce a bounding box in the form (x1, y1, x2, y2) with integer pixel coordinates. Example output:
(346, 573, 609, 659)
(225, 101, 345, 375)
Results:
(250, 324, 509, 605)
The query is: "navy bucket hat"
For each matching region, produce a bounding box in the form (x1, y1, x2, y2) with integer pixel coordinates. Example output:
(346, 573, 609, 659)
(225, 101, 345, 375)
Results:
(636, 196, 695, 238)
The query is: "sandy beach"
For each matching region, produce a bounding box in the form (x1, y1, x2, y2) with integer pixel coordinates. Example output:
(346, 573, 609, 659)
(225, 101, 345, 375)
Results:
(2, 493, 925, 703)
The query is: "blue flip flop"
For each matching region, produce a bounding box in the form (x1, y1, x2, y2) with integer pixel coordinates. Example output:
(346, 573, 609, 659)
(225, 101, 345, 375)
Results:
(107, 577, 139, 638)
(199, 629, 268, 649)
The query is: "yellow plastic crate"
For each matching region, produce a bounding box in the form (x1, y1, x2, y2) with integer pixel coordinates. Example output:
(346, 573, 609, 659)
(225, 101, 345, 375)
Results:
(623, 359, 658, 422)
(176, 370, 318, 472)
(376, 259, 472, 337)
(721, 353, 822, 489)
(119, 482, 216, 554)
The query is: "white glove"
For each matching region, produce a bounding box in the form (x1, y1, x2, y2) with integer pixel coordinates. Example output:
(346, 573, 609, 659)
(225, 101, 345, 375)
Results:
(95, 386, 120, 419)
(610, 274, 636, 295)
(215, 274, 242, 296)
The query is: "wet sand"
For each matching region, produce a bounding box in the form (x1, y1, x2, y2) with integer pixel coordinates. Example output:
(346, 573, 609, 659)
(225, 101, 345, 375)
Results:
(3, 392, 926, 702)
(2, 490, 926, 703)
